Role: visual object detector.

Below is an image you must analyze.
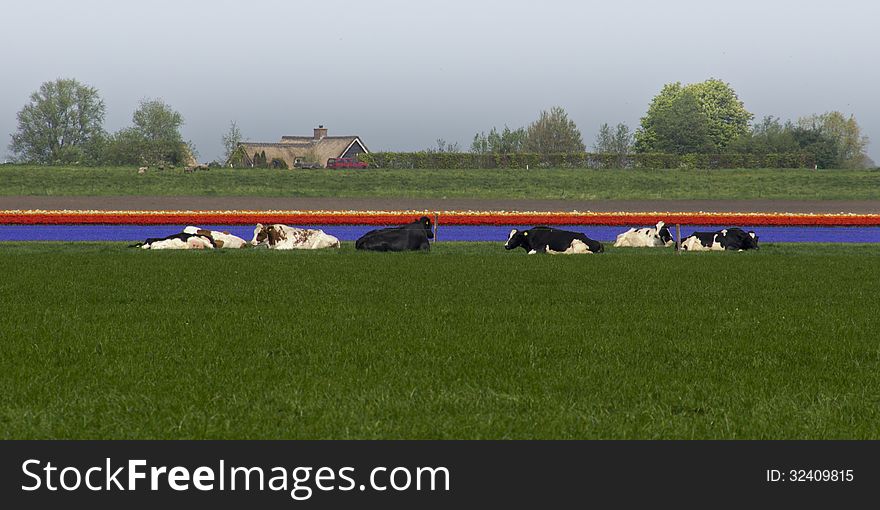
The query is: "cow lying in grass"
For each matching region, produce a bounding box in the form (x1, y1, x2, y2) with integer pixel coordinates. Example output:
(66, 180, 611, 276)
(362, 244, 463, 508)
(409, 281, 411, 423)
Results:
(614, 221, 675, 248)
(355, 216, 434, 252)
(504, 226, 604, 254)
(183, 226, 248, 249)
(681, 228, 759, 251)
(251, 224, 341, 250)
(131, 232, 216, 250)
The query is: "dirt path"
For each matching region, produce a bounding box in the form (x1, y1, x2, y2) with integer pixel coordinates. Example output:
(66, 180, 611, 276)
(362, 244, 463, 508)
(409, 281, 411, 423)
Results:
(2, 196, 879, 213)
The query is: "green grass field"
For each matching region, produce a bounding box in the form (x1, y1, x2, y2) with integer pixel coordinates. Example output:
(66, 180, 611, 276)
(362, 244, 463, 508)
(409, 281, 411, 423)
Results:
(1, 242, 879, 439)
(2, 165, 879, 200)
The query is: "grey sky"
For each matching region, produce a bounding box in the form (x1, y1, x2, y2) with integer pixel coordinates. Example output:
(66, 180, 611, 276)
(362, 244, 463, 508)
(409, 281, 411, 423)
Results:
(1, 0, 878, 163)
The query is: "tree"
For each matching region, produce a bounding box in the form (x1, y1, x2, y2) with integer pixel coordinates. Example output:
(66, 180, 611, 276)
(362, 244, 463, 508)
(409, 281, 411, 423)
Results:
(470, 126, 527, 154)
(470, 132, 489, 154)
(791, 125, 839, 169)
(798, 112, 869, 168)
(650, 91, 714, 155)
(222, 121, 242, 165)
(524, 106, 585, 154)
(427, 139, 460, 153)
(593, 123, 633, 166)
(688, 79, 753, 149)
(636, 78, 752, 152)
(9, 78, 106, 164)
(727, 116, 799, 154)
(496, 126, 527, 153)
(104, 128, 147, 166)
(634, 82, 682, 153)
(594, 123, 614, 153)
(107, 98, 192, 165)
(593, 123, 633, 154)
(133, 98, 183, 142)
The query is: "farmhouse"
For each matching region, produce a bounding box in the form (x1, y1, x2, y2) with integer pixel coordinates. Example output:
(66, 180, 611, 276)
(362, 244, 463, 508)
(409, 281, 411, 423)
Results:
(232, 126, 369, 168)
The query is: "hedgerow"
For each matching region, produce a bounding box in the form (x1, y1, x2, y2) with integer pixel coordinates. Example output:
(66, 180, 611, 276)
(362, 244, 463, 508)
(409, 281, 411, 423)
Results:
(358, 152, 815, 169)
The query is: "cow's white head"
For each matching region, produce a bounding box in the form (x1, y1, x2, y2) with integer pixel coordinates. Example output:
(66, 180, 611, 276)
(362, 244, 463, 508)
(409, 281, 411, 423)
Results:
(504, 229, 530, 251)
(251, 223, 266, 246)
(655, 221, 674, 247)
(504, 229, 519, 250)
(748, 231, 759, 249)
(251, 223, 285, 246)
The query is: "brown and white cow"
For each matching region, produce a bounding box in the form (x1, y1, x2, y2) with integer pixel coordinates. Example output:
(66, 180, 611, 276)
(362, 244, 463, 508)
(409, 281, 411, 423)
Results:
(251, 224, 341, 250)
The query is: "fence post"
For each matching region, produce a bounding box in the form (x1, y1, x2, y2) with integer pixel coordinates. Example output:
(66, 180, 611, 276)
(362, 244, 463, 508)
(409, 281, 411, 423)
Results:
(434, 212, 440, 242)
(675, 224, 681, 254)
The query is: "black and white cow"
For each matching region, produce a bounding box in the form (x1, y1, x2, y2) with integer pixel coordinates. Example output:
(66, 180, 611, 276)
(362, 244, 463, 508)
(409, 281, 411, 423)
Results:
(504, 226, 604, 254)
(355, 216, 434, 252)
(681, 228, 759, 251)
(184, 226, 248, 249)
(130, 231, 216, 250)
(614, 221, 675, 248)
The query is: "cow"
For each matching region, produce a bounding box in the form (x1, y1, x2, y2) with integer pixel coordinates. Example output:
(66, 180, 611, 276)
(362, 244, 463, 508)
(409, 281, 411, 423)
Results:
(681, 228, 759, 252)
(183, 226, 248, 249)
(504, 226, 604, 254)
(130, 232, 216, 250)
(355, 216, 433, 252)
(613, 221, 675, 248)
(250, 224, 341, 250)
(719, 228, 759, 251)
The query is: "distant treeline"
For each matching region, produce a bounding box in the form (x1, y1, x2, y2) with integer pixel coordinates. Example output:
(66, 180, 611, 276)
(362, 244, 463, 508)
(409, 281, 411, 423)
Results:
(455, 79, 873, 170)
(7, 77, 873, 170)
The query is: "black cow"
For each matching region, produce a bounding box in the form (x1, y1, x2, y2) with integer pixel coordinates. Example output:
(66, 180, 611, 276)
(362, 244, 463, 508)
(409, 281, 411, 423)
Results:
(720, 228, 759, 250)
(355, 216, 434, 252)
(681, 228, 758, 251)
(504, 226, 604, 254)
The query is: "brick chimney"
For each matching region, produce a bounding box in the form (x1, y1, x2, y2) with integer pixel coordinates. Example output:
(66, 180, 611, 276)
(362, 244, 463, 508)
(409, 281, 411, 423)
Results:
(313, 125, 328, 140)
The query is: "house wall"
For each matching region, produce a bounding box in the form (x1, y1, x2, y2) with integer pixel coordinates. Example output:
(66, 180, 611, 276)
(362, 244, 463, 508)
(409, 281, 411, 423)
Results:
(341, 142, 366, 159)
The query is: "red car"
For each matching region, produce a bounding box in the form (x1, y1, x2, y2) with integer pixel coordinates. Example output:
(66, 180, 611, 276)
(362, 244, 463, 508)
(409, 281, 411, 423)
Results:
(326, 157, 368, 169)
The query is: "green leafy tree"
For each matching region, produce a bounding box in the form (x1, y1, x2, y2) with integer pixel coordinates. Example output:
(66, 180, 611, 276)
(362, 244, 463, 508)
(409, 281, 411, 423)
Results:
(524, 106, 585, 154)
(222, 121, 243, 165)
(688, 79, 753, 149)
(791, 125, 839, 169)
(798, 112, 869, 168)
(636, 79, 752, 152)
(104, 128, 147, 165)
(727, 116, 799, 154)
(593, 123, 633, 166)
(470, 126, 527, 154)
(650, 91, 714, 155)
(107, 98, 192, 165)
(496, 126, 527, 153)
(634, 82, 682, 153)
(426, 139, 460, 153)
(133, 98, 188, 164)
(486, 128, 502, 153)
(593, 123, 633, 155)
(470, 132, 489, 154)
(9, 78, 106, 164)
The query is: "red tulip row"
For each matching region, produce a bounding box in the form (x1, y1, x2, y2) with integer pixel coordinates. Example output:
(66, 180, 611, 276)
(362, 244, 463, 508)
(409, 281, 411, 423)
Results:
(2, 210, 880, 226)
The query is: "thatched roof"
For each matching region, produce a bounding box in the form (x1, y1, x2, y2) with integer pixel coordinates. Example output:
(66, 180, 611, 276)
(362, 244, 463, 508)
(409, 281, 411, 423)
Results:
(235, 131, 369, 168)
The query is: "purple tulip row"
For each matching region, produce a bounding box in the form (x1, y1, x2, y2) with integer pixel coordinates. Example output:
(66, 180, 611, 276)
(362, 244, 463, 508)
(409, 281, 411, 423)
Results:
(2, 225, 880, 243)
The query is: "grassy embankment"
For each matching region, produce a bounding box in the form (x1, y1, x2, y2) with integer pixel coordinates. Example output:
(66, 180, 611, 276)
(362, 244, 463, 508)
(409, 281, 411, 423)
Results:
(1, 165, 879, 200)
